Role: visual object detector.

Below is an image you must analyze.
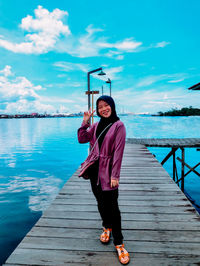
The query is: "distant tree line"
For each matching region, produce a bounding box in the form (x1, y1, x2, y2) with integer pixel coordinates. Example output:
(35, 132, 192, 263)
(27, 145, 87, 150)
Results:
(157, 106, 200, 116)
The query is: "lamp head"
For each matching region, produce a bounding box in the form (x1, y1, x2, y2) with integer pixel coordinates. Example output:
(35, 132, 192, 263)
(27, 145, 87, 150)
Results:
(98, 70, 106, 76)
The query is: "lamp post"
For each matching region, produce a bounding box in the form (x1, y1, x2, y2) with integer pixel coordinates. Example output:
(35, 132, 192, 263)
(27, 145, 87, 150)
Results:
(87, 68, 106, 124)
(106, 78, 112, 96)
(85, 90, 99, 124)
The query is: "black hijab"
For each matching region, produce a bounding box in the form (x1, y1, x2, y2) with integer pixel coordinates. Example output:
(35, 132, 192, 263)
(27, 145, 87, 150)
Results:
(96, 95, 119, 149)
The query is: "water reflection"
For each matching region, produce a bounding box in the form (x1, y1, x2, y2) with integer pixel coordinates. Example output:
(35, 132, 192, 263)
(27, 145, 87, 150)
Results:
(0, 117, 86, 210)
(0, 117, 87, 264)
(0, 189, 42, 264)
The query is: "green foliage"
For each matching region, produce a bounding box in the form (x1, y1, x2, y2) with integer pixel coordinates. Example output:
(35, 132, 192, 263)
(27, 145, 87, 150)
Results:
(157, 106, 200, 116)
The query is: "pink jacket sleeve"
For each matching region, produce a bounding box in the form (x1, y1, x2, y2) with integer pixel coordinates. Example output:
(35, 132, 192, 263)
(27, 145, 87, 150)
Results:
(77, 121, 96, 143)
(111, 124, 126, 180)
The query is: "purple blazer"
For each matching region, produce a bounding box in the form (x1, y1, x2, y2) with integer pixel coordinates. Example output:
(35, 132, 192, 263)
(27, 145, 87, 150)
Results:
(77, 120, 126, 191)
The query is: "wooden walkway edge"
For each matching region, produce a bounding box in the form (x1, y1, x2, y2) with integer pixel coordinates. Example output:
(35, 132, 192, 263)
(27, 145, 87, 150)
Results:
(3, 143, 200, 266)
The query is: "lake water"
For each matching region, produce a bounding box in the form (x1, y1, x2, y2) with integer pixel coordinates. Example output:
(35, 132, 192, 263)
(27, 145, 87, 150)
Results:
(0, 116, 200, 264)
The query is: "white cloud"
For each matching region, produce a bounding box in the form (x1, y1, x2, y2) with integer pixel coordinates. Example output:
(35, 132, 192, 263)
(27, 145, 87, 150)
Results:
(115, 39, 141, 50)
(136, 75, 164, 87)
(70, 82, 82, 87)
(0, 6, 171, 59)
(0, 71, 43, 104)
(54, 61, 124, 81)
(0, 65, 55, 114)
(136, 73, 187, 88)
(74, 25, 133, 58)
(40, 96, 74, 104)
(0, 65, 12, 76)
(168, 78, 184, 83)
(103, 66, 124, 80)
(69, 27, 170, 59)
(58, 105, 71, 113)
(54, 61, 90, 73)
(58, 24, 107, 58)
(57, 74, 67, 78)
(0, 7, 153, 59)
(116, 55, 124, 60)
(113, 83, 200, 114)
(20, 6, 70, 34)
(105, 50, 124, 60)
(0, 6, 70, 54)
(4, 100, 55, 114)
(154, 41, 171, 48)
(100, 38, 142, 51)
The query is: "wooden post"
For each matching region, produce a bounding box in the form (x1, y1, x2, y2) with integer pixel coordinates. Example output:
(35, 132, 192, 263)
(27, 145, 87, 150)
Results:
(161, 147, 178, 165)
(92, 92, 94, 124)
(85, 90, 99, 125)
(173, 148, 176, 181)
(181, 148, 185, 192)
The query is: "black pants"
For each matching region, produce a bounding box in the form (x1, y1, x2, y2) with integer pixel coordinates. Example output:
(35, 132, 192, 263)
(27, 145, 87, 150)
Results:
(90, 173, 123, 245)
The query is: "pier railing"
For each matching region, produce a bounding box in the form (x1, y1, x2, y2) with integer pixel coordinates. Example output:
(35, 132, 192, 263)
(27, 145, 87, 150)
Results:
(126, 138, 200, 192)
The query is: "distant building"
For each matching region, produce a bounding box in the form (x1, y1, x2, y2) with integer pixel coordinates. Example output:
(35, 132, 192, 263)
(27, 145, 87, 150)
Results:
(30, 113, 39, 116)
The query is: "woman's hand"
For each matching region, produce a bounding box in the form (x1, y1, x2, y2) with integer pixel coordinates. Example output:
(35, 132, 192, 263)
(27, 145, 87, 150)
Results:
(110, 178, 119, 188)
(83, 108, 95, 124)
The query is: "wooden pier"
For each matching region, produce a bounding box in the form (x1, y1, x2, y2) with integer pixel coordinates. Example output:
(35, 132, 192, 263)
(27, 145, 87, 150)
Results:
(4, 142, 200, 265)
(127, 138, 200, 192)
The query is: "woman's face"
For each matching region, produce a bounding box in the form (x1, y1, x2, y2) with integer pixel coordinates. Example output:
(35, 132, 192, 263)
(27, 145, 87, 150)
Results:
(98, 100, 112, 118)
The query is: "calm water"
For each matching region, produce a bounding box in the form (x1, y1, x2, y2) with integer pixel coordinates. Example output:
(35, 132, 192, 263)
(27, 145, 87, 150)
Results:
(0, 116, 200, 264)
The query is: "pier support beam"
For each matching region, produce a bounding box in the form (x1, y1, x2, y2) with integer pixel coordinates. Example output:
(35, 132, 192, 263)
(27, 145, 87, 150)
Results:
(181, 148, 185, 192)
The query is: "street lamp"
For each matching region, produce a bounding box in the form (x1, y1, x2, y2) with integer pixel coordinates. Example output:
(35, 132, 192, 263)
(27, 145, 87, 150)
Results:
(98, 70, 106, 76)
(87, 67, 106, 124)
(106, 78, 112, 96)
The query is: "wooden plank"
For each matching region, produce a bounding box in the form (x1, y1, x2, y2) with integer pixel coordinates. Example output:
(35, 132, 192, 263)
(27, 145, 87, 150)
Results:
(56, 194, 188, 202)
(42, 210, 199, 222)
(66, 180, 175, 185)
(126, 138, 200, 147)
(59, 190, 185, 197)
(68, 177, 172, 182)
(27, 227, 200, 243)
(5, 250, 200, 266)
(34, 217, 200, 231)
(52, 198, 190, 207)
(56, 192, 187, 199)
(43, 210, 200, 222)
(55, 196, 188, 203)
(14, 237, 200, 256)
(67, 184, 178, 190)
(47, 203, 195, 214)
(4, 142, 200, 266)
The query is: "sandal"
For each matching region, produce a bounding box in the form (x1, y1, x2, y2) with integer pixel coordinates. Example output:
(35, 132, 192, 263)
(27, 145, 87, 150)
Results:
(100, 227, 112, 243)
(115, 244, 130, 265)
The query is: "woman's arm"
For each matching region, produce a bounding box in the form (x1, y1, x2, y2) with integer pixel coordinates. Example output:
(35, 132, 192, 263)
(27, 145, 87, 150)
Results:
(111, 124, 126, 181)
(77, 121, 96, 143)
(77, 109, 96, 143)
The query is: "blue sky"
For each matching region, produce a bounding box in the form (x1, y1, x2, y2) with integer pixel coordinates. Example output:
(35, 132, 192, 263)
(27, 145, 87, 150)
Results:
(0, 0, 200, 114)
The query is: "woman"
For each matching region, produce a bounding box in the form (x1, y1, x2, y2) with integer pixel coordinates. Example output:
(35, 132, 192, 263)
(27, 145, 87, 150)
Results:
(78, 95, 130, 265)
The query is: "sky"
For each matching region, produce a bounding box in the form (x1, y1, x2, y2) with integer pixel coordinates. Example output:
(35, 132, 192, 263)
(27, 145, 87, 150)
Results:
(0, 0, 200, 114)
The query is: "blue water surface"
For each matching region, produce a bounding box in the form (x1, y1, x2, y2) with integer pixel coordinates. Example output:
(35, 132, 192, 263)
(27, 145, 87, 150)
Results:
(0, 115, 200, 264)
(0, 117, 87, 264)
